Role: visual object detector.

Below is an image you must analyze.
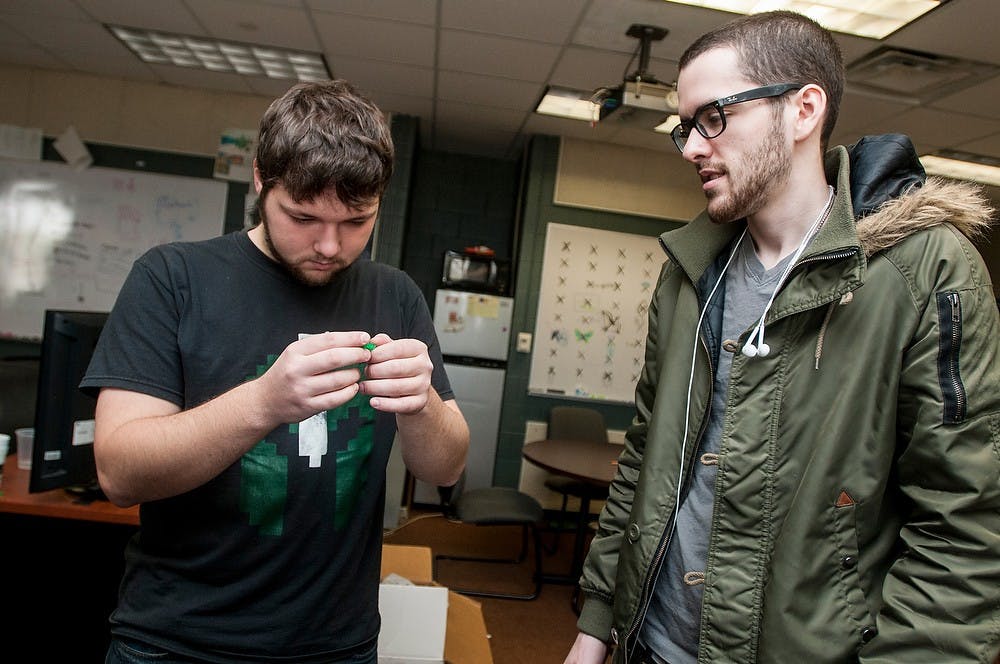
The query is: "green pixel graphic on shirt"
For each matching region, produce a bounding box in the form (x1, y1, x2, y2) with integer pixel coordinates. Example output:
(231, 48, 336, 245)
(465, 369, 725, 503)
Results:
(239, 354, 376, 536)
(240, 440, 287, 536)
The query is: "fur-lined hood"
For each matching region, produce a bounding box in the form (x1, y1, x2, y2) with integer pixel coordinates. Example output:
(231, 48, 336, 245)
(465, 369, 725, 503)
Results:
(838, 133, 994, 257)
(856, 176, 994, 257)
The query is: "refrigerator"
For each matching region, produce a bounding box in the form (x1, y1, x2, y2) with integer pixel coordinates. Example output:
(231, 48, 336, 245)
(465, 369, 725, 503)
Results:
(412, 288, 514, 504)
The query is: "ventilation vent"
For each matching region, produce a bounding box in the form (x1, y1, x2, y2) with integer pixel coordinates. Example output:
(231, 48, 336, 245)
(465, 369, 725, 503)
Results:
(847, 47, 997, 102)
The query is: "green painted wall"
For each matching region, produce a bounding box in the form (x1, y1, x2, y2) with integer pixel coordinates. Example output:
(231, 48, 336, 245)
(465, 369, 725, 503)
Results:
(492, 135, 684, 487)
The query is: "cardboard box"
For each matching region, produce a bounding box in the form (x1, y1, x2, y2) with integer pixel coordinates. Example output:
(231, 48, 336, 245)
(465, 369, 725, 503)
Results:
(379, 545, 493, 664)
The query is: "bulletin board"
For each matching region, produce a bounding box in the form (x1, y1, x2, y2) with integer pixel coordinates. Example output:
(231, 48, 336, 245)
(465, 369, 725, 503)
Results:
(0, 156, 228, 340)
(528, 223, 662, 404)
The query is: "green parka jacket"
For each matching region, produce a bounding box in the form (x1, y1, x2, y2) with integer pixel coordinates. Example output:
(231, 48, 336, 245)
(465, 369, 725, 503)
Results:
(577, 139, 1000, 663)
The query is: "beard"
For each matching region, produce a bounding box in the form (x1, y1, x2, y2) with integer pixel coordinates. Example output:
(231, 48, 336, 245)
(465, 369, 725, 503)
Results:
(259, 209, 344, 287)
(704, 113, 791, 224)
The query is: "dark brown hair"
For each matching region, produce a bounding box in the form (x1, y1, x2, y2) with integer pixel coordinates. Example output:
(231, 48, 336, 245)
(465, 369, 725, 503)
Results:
(679, 10, 844, 150)
(255, 79, 394, 208)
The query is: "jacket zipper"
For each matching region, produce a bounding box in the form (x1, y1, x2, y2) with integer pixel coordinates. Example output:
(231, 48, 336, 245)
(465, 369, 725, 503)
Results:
(948, 293, 966, 419)
(939, 291, 967, 423)
(621, 332, 715, 661)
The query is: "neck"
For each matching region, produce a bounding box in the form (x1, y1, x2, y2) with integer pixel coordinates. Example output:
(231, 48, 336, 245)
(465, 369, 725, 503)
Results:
(746, 163, 832, 269)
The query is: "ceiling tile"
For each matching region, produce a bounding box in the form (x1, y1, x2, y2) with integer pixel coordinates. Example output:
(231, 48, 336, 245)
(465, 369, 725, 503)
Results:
(887, 0, 1000, 66)
(0, 41, 66, 70)
(435, 100, 528, 133)
(368, 92, 434, 121)
(891, 106, 1000, 150)
(551, 46, 654, 91)
(437, 71, 544, 111)
(188, 0, 321, 51)
(953, 132, 1000, 160)
(64, 52, 159, 81)
(75, 0, 205, 35)
(306, 0, 437, 25)
(329, 57, 434, 98)
(147, 63, 254, 94)
(836, 89, 916, 136)
(441, 0, 587, 44)
(0, 0, 88, 20)
(439, 30, 561, 82)
(312, 12, 435, 67)
(575, 0, 727, 61)
(0, 15, 122, 55)
(930, 73, 1000, 118)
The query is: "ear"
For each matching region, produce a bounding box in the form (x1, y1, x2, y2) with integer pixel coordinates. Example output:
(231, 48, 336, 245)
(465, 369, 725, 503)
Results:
(791, 84, 827, 144)
(252, 159, 264, 195)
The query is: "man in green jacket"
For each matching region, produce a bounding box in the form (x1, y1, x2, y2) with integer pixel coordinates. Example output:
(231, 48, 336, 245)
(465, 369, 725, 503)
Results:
(565, 10, 1000, 664)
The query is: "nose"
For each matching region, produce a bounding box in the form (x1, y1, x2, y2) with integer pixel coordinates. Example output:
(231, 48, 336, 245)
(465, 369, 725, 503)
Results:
(681, 130, 711, 163)
(314, 222, 340, 257)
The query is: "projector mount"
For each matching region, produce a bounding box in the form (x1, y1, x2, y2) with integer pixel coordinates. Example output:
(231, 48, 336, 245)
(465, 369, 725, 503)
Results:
(625, 23, 669, 85)
(591, 24, 678, 122)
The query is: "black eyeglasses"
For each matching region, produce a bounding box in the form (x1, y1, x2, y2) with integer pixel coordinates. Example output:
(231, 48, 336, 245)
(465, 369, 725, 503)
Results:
(670, 83, 804, 151)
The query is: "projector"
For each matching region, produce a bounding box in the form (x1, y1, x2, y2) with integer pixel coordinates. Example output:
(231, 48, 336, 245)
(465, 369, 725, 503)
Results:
(597, 79, 679, 124)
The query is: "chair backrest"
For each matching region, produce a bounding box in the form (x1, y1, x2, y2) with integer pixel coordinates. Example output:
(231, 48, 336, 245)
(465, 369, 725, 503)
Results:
(547, 406, 608, 444)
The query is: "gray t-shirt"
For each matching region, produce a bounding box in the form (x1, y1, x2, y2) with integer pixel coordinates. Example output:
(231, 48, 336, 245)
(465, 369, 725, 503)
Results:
(640, 238, 794, 663)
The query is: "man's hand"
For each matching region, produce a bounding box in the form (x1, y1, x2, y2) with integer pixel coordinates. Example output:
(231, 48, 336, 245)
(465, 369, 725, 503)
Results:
(564, 633, 609, 664)
(358, 333, 434, 413)
(255, 331, 372, 424)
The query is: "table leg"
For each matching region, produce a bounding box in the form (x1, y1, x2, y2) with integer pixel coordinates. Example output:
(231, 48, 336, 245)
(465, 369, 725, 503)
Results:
(540, 493, 595, 587)
(570, 494, 591, 579)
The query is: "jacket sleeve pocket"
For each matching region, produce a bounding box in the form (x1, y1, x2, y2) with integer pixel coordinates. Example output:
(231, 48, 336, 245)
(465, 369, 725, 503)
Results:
(936, 291, 967, 424)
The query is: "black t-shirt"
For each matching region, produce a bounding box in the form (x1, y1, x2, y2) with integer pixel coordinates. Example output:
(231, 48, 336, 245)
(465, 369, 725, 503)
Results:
(82, 230, 452, 662)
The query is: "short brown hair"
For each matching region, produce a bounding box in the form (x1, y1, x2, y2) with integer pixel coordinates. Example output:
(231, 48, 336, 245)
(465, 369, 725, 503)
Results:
(255, 79, 394, 208)
(679, 11, 844, 150)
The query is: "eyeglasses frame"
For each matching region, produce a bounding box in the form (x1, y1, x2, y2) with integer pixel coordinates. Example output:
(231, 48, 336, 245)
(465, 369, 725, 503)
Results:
(670, 82, 805, 151)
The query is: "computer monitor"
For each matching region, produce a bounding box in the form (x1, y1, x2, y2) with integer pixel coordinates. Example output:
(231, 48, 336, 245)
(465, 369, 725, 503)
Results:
(29, 309, 109, 500)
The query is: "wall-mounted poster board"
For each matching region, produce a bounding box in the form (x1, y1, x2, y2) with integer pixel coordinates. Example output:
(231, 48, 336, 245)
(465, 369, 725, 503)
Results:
(528, 223, 662, 404)
(0, 156, 228, 340)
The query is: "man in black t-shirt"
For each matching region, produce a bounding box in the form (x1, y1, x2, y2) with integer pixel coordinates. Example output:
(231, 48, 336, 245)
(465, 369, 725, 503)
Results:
(83, 80, 469, 664)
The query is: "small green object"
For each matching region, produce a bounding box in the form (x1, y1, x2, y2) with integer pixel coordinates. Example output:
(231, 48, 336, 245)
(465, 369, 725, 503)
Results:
(363, 342, 376, 351)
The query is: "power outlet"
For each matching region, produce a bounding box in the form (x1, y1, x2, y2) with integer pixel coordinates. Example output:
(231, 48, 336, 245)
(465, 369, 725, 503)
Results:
(516, 332, 532, 353)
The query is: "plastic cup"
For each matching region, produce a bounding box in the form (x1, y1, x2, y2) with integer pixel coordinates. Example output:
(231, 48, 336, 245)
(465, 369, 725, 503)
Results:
(15, 427, 34, 470)
(0, 433, 10, 466)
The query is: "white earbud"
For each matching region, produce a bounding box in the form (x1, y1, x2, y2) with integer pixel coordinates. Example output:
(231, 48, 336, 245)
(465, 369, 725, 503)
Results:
(739, 186, 835, 360)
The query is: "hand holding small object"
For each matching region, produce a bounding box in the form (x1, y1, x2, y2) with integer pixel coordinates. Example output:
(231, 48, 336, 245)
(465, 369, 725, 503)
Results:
(358, 333, 434, 413)
(256, 331, 372, 423)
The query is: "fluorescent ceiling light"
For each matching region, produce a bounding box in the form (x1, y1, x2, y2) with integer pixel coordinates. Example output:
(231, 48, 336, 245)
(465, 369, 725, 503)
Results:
(107, 24, 331, 81)
(660, 1, 941, 39)
(920, 153, 1000, 187)
(653, 115, 681, 134)
(535, 86, 600, 122)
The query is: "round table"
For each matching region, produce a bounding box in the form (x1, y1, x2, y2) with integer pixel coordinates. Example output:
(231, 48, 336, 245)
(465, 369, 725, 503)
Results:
(521, 439, 623, 591)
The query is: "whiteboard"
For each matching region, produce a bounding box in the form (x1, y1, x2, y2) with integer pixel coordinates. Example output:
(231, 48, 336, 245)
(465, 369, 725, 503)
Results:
(528, 223, 662, 404)
(0, 157, 227, 340)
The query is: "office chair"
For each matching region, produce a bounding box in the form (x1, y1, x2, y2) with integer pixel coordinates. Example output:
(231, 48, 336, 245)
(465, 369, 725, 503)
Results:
(543, 406, 611, 548)
(434, 478, 545, 600)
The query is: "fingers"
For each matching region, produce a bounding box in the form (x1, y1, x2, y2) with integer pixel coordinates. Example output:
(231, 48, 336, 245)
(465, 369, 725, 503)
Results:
(261, 332, 377, 423)
(359, 337, 434, 413)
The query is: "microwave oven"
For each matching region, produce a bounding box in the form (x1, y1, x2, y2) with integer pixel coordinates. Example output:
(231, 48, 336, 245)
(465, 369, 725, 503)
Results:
(441, 250, 509, 294)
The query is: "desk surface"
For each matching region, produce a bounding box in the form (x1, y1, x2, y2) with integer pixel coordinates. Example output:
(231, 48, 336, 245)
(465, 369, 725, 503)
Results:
(0, 457, 139, 526)
(521, 439, 622, 487)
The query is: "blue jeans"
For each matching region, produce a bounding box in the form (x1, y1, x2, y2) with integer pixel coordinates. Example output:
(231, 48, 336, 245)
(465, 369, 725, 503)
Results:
(106, 637, 378, 664)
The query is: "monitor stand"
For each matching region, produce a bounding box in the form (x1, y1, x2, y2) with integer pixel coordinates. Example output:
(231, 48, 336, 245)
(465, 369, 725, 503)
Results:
(65, 480, 108, 504)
